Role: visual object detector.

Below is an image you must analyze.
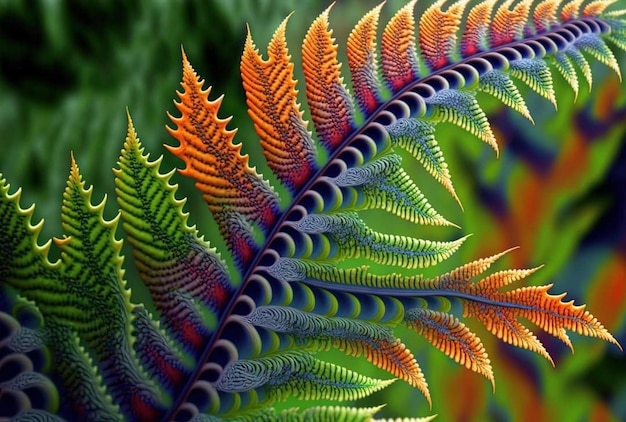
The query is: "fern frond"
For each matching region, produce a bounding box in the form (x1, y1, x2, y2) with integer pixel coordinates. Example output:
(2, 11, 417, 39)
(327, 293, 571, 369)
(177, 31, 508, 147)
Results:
(1, 0, 624, 420)
(216, 352, 396, 413)
(347, 3, 385, 116)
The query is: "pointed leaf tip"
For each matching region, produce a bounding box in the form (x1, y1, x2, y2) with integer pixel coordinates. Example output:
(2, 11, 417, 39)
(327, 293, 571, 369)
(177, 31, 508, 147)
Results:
(381, 0, 419, 92)
(242, 12, 317, 193)
(302, 1, 355, 150)
(169, 50, 280, 268)
(347, 2, 385, 115)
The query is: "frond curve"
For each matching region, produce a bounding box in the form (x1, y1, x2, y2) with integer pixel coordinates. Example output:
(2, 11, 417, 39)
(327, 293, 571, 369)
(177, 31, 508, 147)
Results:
(1, 1, 624, 421)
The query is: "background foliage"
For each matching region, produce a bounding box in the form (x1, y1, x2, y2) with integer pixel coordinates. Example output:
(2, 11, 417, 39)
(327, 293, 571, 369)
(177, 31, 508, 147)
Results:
(1, 0, 625, 420)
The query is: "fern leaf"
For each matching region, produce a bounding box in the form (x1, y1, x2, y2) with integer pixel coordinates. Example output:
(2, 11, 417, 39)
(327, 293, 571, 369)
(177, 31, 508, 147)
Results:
(347, 3, 385, 116)
(241, 17, 318, 194)
(116, 113, 232, 353)
(490, 0, 533, 46)
(57, 159, 166, 417)
(433, 254, 622, 359)
(533, 0, 560, 33)
(426, 89, 499, 154)
(381, 0, 420, 92)
(293, 212, 468, 268)
(575, 34, 622, 80)
(478, 70, 534, 122)
(216, 352, 395, 406)
(564, 46, 594, 91)
(247, 306, 430, 403)
(561, 0, 584, 20)
(583, 0, 619, 17)
(0, 179, 120, 421)
(214, 404, 401, 422)
(406, 308, 494, 390)
(552, 51, 581, 100)
(167, 51, 281, 269)
(1, 165, 165, 419)
(333, 154, 455, 226)
(509, 58, 558, 108)
(386, 118, 461, 208)
(419, 0, 469, 70)
(460, 0, 496, 57)
(302, 4, 355, 150)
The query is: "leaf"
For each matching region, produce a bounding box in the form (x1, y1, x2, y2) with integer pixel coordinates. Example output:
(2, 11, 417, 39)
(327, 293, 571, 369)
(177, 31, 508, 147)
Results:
(247, 306, 430, 404)
(167, 50, 281, 269)
(479, 70, 534, 123)
(381, 0, 420, 92)
(216, 352, 396, 404)
(301, 4, 355, 150)
(293, 212, 468, 268)
(419, 0, 469, 70)
(509, 59, 557, 108)
(533, 0, 560, 33)
(461, 0, 496, 57)
(406, 308, 494, 390)
(116, 112, 232, 353)
(347, 3, 384, 116)
(490, 0, 533, 47)
(333, 154, 456, 226)
(426, 89, 499, 155)
(241, 17, 318, 194)
(386, 118, 461, 208)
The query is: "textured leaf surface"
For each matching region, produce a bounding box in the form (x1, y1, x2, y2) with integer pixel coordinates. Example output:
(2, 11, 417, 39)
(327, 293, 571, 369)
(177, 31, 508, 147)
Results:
(241, 17, 317, 194)
(406, 308, 494, 390)
(216, 352, 395, 403)
(302, 5, 354, 150)
(387, 118, 461, 208)
(461, 0, 496, 57)
(347, 3, 384, 116)
(381, 0, 420, 92)
(419, 0, 468, 70)
(490, 0, 533, 46)
(167, 51, 281, 269)
(116, 114, 233, 353)
(247, 306, 431, 404)
(427, 89, 499, 154)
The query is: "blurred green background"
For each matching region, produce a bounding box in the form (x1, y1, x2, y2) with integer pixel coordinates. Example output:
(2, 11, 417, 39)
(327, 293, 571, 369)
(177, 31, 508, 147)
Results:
(1, 0, 625, 420)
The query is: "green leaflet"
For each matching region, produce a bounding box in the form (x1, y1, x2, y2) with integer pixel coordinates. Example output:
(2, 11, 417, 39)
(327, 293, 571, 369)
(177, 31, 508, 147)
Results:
(114, 113, 231, 350)
(0, 177, 119, 420)
(333, 154, 455, 226)
(426, 89, 499, 155)
(552, 52, 581, 99)
(575, 34, 622, 80)
(247, 305, 429, 398)
(0, 166, 162, 419)
(509, 59, 557, 107)
(293, 212, 468, 268)
(216, 351, 396, 413)
(386, 118, 461, 209)
(478, 70, 533, 122)
(201, 404, 436, 422)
